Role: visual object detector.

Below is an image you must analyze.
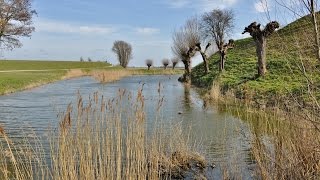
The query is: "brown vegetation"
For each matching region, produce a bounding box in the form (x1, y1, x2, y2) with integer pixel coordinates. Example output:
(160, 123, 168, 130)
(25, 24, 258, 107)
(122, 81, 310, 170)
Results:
(0, 91, 208, 180)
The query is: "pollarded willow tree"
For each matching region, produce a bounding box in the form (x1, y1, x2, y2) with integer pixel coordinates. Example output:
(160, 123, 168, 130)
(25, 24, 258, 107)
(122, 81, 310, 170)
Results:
(242, 21, 279, 77)
(112, 40, 133, 68)
(172, 17, 211, 84)
(0, 0, 37, 50)
(201, 9, 235, 71)
(162, 58, 169, 69)
(171, 57, 179, 70)
(145, 59, 153, 70)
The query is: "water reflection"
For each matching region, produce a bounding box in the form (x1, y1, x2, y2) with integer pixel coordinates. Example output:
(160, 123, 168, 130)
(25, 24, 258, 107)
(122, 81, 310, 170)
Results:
(183, 84, 192, 111)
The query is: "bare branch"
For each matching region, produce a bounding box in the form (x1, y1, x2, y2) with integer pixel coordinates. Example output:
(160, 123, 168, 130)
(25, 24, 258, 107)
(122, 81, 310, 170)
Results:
(0, 0, 37, 50)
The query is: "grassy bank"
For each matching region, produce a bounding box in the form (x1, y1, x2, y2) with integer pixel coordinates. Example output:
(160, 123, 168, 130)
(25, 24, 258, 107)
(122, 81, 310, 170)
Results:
(190, 14, 320, 178)
(191, 14, 320, 109)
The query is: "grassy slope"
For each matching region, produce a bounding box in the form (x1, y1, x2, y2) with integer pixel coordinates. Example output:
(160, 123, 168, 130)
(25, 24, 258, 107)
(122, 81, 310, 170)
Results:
(192, 15, 320, 106)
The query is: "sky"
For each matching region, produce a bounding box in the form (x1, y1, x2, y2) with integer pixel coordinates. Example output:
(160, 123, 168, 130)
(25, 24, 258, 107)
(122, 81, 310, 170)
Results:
(2, 0, 305, 67)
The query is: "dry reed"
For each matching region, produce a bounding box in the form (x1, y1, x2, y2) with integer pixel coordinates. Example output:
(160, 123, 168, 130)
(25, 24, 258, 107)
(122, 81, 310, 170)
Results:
(0, 89, 207, 180)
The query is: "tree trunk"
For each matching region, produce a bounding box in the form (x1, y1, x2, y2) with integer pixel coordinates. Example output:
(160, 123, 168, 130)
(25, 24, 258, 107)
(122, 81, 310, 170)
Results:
(200, 52, 209, 74)
(164, 66, 167, 70)
(147, 66, 150, 70)
(310, 0, 320, 61)
(219, 51, 226, 71)
(179, 58, 192, 84)
(255, 36, 267, 77)
(184, 58, 192, 84)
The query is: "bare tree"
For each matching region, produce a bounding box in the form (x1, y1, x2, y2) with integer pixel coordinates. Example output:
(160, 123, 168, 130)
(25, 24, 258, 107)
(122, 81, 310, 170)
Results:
(171, 57, 179, 70)
(80, 56, 84, 62)
(162, 58, 170, 69)
(0, 0, 37, 50)
(196, 42, 212, 73)
(172, 17, 208, 83)
(201, 9, 235, 71)
(112, 40, 132, 68)
(242, 21, 280, 77)
(219, 39, 235, 70)
(146, 59, 153, 70)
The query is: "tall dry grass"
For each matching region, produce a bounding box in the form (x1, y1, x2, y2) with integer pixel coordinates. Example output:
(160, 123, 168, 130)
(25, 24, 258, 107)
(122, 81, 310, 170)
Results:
(207, 79, 320, 179)
(91, 69, 182, 83)
(250, 112, 320, 179)
(0, 89, 207, 180)
(91, 70, 132, 83)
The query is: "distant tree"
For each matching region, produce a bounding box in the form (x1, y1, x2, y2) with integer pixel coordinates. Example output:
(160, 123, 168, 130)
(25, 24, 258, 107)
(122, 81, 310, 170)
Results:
(0, 0, 37, 50)
(201, 9, 235, 71)
(88, 57, 92, 62)
(112, 40, 132, 68)
(162, 58, 170, 69)
(146, 59, 153, 70)
(80, 56, 84, 62)
(171, 57, 179, 70)
(242, 21, 279, 77)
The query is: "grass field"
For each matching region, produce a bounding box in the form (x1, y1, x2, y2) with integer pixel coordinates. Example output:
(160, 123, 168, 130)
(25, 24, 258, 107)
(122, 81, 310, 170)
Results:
(0, 60, 111, 95)
(0, 60, 110, 70)
(0, 60, 183, 95)
(0, 71, 66, 95)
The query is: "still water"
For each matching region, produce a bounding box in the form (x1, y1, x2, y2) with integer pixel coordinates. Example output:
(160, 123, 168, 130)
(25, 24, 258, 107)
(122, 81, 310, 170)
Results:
(0, 75, 256, 179)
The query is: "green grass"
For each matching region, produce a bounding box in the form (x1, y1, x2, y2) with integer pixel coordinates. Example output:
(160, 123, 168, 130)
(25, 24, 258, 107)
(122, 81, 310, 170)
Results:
(0, 71, 66, 95)
(0, 60, 112, 95)
(191, 14, 320, 106)
(0, 60, 111, 70)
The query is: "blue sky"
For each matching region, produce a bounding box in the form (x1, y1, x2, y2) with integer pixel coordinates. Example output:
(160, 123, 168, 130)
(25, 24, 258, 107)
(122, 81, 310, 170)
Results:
(2, 0, 302, 66)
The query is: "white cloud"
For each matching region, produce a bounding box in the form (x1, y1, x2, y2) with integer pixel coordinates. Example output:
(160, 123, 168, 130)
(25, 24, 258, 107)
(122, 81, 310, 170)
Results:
(198, 0, 238, 11)
(254, 0, 270, 13)
(135, 27, 160, 35)
(166, 0, 190, 8)
(165, 0, 238, 11)
(35, 18, 117, 35)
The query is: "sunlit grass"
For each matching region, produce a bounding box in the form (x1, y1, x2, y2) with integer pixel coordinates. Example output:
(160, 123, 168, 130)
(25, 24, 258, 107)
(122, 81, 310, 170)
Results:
(0, 60, 111, 70)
